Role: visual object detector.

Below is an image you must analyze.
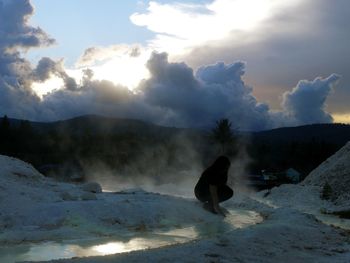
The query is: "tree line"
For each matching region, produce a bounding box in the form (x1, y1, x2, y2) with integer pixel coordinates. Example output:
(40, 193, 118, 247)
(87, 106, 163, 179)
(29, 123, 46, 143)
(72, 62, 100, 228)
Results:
(0, 115, 344, 182)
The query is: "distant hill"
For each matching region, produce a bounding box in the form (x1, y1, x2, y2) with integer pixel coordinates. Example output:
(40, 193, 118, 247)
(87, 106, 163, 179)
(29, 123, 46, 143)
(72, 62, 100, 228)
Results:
(246, 123, 350, 176)
(6, 115, 184, 138)
(251, 123, 350, 146)
(3, 115, 350, 144)
(4, 115, 350, 145)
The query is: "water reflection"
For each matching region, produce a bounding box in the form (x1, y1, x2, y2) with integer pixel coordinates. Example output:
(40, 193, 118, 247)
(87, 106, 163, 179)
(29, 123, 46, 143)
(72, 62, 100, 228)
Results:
(0, 209, 262, 263)
(93, 242, 125, 254)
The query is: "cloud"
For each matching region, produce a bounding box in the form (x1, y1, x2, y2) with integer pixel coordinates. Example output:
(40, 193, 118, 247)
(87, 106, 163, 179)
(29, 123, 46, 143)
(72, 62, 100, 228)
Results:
(1, 46, 340, 130)
(0, 76, 42, 120)
(139, 53, 338, 129)
(0, 0, 342, 130)
(182, 0, 350, 114)
(76, 44, 142, 67)
(33, 57, 77, 90)
(0, 0, 55, 119)
(0, 0, 54, 53)
(281, 74, 340, 125)
(130, 0, 300, 55)
(140, 52, 272, 129)
(39, 77, 164, 122)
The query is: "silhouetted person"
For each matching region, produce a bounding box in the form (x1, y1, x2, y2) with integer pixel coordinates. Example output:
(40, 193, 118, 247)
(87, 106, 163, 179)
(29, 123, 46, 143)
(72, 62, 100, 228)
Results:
(194, 156, 233, 216)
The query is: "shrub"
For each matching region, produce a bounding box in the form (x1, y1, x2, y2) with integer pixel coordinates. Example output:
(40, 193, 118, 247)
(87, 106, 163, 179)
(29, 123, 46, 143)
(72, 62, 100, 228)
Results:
(321, 182, 332, 200)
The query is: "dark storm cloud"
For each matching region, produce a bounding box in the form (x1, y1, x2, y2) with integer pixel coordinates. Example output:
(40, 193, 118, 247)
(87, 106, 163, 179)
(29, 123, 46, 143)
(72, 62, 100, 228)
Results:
(0, 0, 54, 52)
(0, 0, 56, 119)
(33, 57, 77, 90)
(140, 53, 337, 129)
(184, 0, 350, 114)
(140, 52, 272, 129)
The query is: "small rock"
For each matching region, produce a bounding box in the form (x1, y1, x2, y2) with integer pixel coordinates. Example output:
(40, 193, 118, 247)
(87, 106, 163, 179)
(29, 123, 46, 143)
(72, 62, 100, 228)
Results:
(81, 182, 102, 193)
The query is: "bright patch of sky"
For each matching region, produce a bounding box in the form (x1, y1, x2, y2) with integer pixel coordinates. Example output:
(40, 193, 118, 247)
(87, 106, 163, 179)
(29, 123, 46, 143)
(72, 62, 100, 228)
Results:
(28, 0, 211, 66)
(28, 0, 154, 66)
(131, 0, 283, 54)
(28, 0, 215, 92)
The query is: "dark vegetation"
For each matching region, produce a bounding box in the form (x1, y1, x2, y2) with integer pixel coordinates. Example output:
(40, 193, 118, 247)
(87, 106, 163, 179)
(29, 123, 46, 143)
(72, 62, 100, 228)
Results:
(321, 183, 333, 200)
(1, 114, 350, 185)
(211, 118, 236, 155)
(246, 124, 350, 179)
(331, 210, 350, 219)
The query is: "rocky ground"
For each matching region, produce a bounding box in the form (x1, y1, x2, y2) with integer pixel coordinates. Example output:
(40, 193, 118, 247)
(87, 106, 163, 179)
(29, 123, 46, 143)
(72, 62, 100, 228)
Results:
(1, 142, 350, 262)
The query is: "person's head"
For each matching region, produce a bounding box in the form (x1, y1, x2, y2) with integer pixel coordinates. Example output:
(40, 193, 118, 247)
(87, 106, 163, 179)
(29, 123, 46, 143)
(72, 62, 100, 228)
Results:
(212, 156, 231, 172)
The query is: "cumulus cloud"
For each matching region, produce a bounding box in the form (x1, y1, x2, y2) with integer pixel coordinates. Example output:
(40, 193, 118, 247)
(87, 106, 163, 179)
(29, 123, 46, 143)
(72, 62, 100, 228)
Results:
(139, 53, 339, 129)
(0, 0, 342, 130)
(281, 74, 340, 125)
(0, 0, 55, 119)
(140, 52, 272, 129)
(0, 0, 54, 53)
(0, 0, 55, 82)
(34, 57, 77, 90)
(0, 0, 78, 119)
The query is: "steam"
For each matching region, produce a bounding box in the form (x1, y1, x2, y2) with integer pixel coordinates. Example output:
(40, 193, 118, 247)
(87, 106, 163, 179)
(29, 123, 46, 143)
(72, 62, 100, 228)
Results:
(80, 128, 256, 198)
(228, 140, 254, 194)
(82, 132, 203, 198)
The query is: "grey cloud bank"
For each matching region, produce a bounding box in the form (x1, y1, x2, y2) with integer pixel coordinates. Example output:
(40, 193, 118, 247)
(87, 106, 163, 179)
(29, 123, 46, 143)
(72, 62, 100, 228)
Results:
(0, 0, 343, 131)
(183, 0, 350, 114)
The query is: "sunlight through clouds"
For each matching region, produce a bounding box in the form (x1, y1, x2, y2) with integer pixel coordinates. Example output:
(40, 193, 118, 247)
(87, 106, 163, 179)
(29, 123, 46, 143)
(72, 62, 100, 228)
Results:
(31, 0, 304, 96)
(73, 0, 303, 92)
(89, 51, 151, 90)
(1, 0, 349, 128)
(130, 0, 302, 54)
(31, 77, 64, 98)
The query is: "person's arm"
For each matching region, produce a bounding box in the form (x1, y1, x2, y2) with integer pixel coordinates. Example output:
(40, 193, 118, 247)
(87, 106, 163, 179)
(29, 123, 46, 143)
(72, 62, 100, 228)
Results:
(209, 185, 225, 216)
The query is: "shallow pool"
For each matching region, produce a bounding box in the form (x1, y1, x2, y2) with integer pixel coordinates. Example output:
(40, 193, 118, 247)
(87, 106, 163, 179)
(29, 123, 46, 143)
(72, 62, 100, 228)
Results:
(0, 209, 262, 262)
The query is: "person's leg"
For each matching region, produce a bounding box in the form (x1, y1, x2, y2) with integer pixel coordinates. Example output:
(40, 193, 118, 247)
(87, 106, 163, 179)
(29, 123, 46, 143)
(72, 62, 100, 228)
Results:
(194, 184, 210, 203)
(217, 185, 233, 203)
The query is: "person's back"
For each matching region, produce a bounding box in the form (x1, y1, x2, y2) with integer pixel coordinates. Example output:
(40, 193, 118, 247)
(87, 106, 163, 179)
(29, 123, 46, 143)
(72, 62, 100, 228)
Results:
(194, 156, 233, 216)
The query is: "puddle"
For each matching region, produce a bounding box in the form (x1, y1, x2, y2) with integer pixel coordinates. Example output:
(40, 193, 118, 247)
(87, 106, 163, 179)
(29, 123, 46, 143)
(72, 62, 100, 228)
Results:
(0, 234, 190, 263)
(0, 209, 262, 262)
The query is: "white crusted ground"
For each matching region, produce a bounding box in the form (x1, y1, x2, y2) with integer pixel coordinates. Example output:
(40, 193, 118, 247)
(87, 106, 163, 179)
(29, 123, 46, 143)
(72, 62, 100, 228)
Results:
(0, 153, 349, 263)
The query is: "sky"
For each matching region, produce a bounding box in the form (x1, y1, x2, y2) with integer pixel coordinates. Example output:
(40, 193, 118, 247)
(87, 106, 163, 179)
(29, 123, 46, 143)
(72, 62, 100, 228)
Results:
(0, 0, 349, 130)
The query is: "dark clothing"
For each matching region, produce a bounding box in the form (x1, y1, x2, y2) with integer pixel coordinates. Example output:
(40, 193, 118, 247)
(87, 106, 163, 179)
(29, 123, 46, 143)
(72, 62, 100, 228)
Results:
(197, 165, 228, 186)
(195, 184, 233, 203)
(194, 156, 233, 203)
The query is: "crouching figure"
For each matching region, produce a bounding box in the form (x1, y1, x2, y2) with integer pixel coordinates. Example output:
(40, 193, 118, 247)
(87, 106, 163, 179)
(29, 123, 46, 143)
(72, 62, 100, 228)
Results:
(194, 156, 233, 216)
